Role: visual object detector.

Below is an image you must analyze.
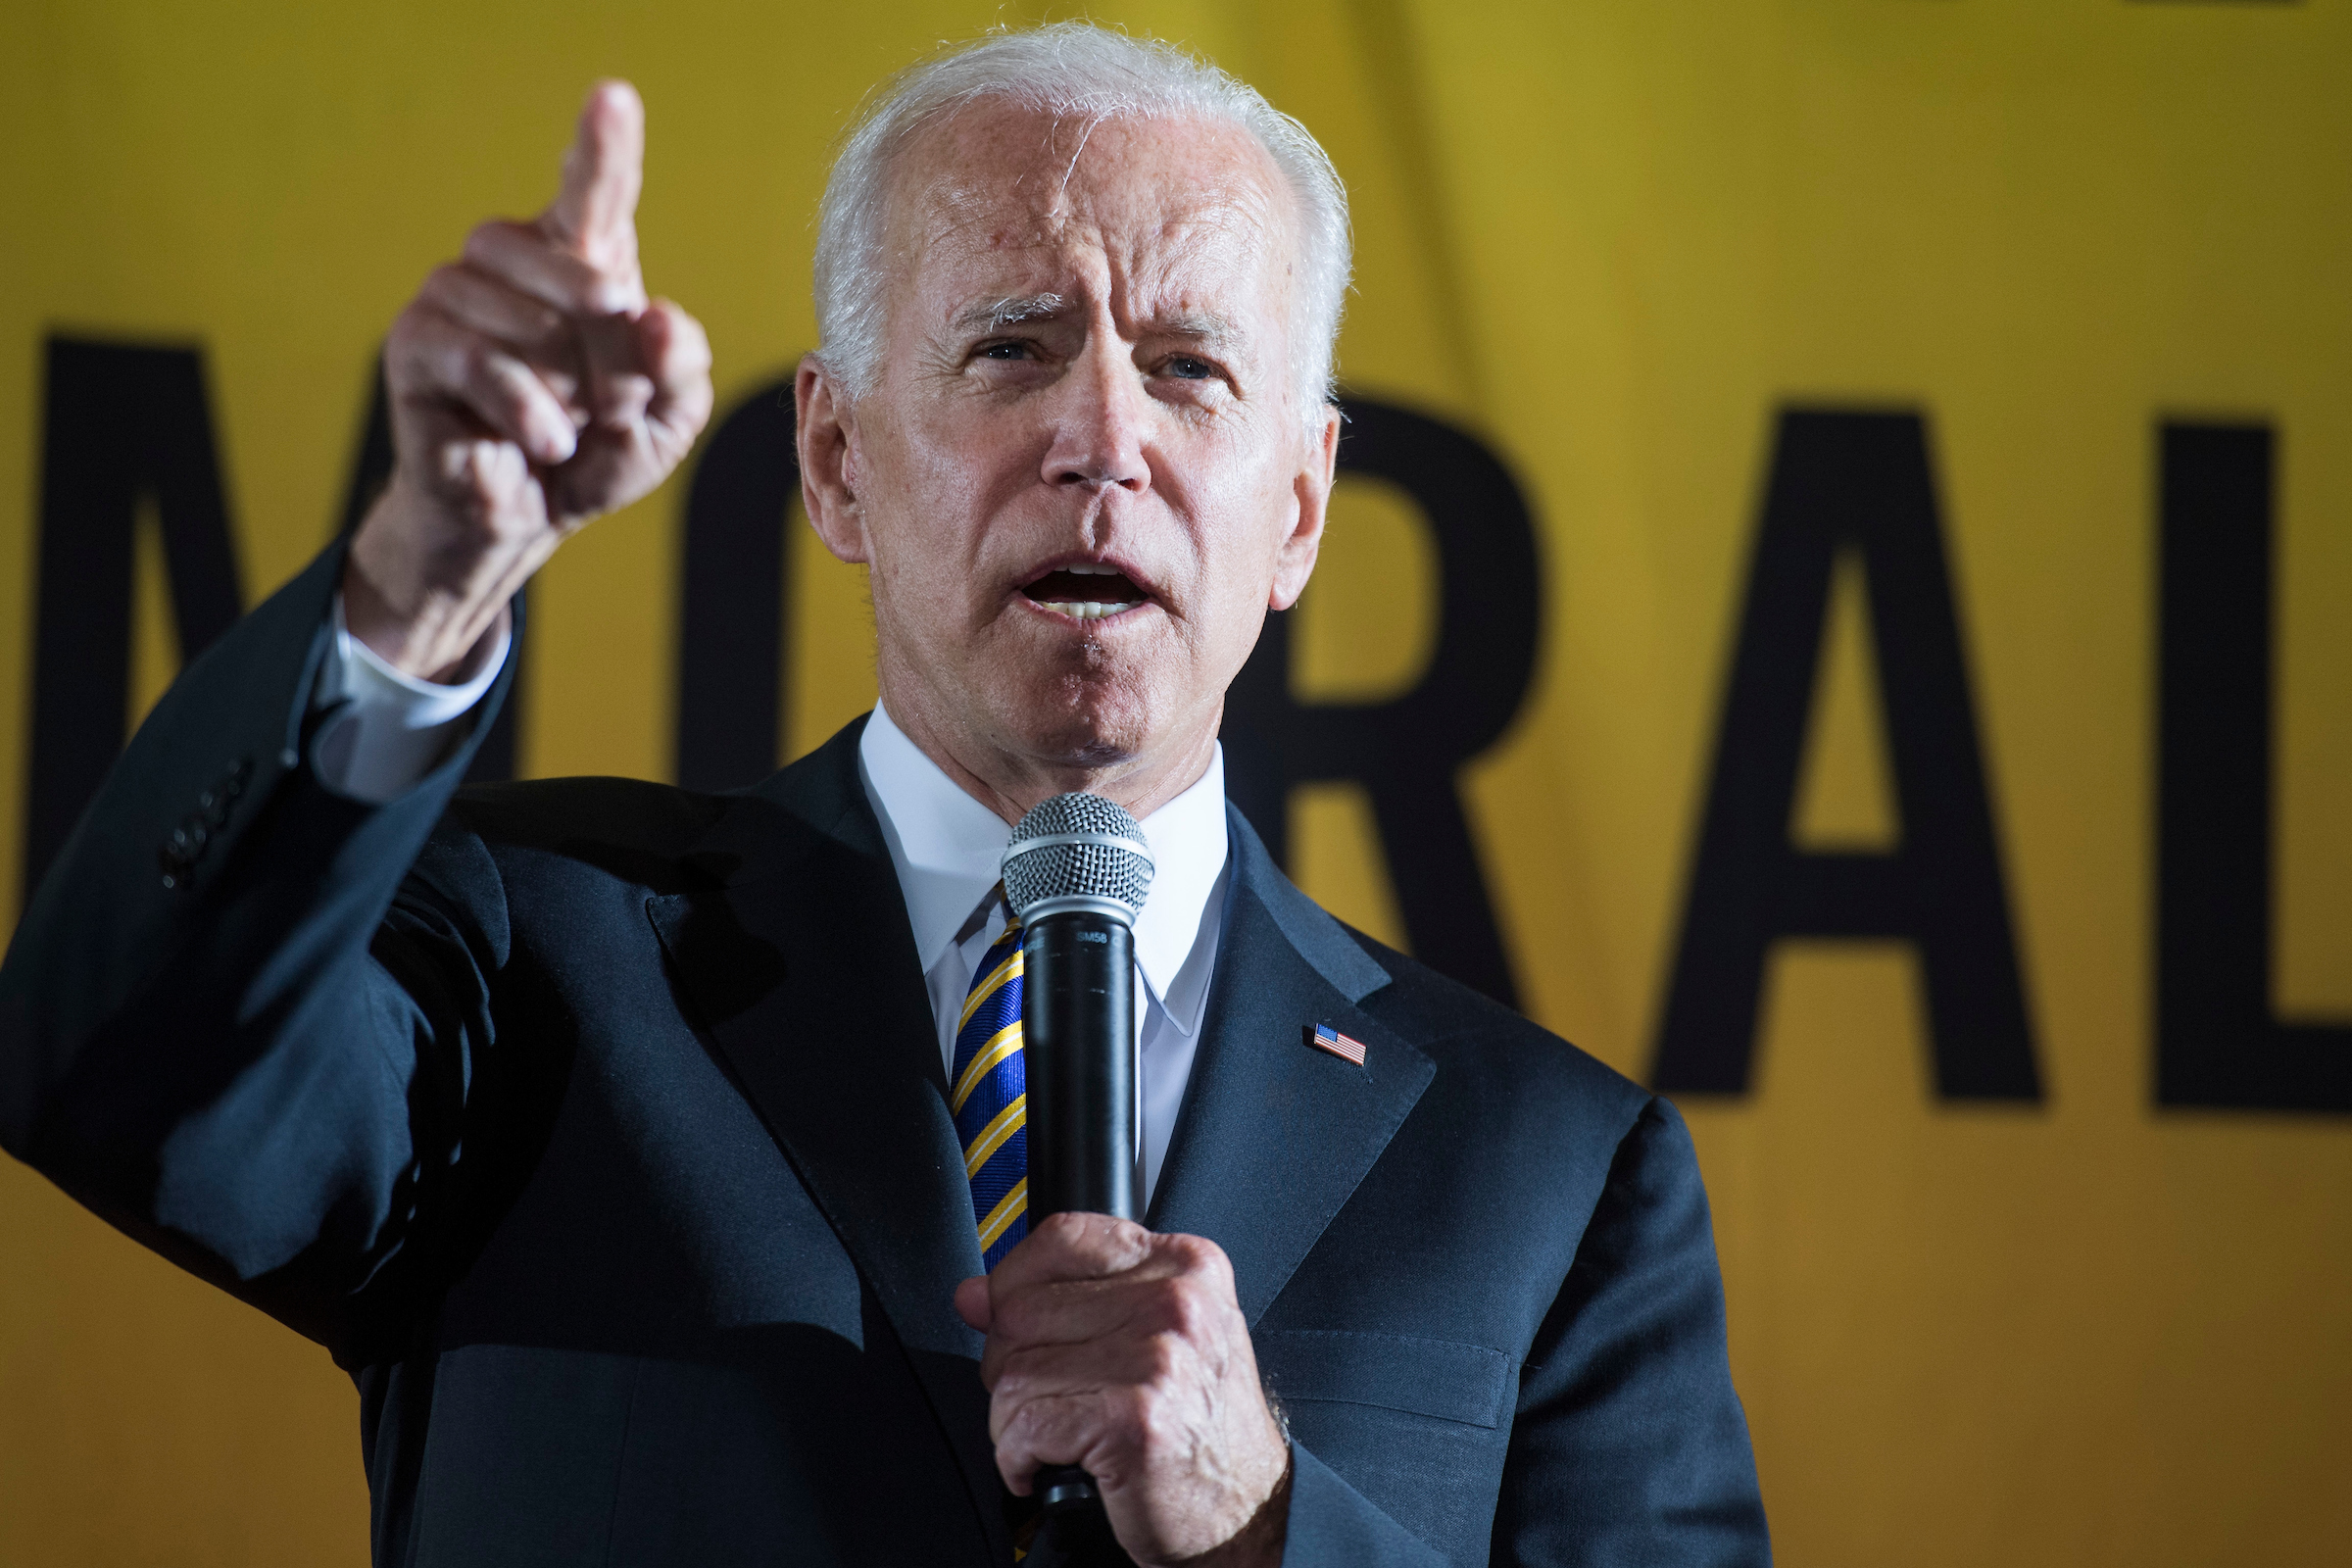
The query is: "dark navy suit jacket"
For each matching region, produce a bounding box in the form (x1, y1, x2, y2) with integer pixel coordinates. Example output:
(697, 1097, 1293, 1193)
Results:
(0, 544, 1769, 1565)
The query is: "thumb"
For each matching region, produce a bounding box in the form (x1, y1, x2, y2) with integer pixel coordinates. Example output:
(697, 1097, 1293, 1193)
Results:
(954, 1275, 995, 1334)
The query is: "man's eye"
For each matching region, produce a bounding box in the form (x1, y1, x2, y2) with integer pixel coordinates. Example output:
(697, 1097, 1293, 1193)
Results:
(1164, 356, 1214, 381)
(979, 341, 1032, 362)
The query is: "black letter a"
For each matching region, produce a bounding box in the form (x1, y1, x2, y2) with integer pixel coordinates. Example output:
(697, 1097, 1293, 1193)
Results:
(1651, 410, 2040, 1101)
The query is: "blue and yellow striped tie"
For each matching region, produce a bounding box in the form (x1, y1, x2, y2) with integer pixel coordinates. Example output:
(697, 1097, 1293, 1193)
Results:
(952, 919, 1028, 1270)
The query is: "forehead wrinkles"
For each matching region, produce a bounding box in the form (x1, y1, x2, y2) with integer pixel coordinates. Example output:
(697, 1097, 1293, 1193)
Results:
(892, 107, 1291, 302)
(1107, 213, 1278, 344)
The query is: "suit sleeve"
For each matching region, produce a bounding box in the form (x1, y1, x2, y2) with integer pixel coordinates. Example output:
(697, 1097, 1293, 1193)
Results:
(1272, 1095, 1767, 1567)
(0, 540, 519, 1363)
(1490, 1096, 1771, 1566)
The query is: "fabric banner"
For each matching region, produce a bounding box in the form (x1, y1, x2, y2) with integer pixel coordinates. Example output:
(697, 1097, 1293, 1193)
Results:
(2, 2, 2346, 1562)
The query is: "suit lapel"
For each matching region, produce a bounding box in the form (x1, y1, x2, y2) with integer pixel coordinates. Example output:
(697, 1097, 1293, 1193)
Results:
(643, 756, 1430, 1544)
(1148, 808, 1435, 1326)
(643, 723, 1004, 1560)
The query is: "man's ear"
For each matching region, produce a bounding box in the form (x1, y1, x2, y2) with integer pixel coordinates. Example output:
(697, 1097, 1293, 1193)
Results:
(796, 354, 870, 565)
(1267, 402, 1344, 611)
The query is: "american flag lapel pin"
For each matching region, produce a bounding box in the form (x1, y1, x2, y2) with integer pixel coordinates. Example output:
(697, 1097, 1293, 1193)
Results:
(1307, 1022, 1368, 1066)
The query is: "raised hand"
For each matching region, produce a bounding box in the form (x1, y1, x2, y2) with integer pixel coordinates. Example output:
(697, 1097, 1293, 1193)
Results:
(955, 1214, 1292, 1566)
(345, 80, 713, 680)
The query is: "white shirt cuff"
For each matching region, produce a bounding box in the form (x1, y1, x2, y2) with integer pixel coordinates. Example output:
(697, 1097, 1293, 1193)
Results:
(311, 595, 511, 803)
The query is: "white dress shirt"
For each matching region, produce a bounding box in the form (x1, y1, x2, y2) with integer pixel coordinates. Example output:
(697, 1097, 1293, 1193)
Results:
(856, 703, 1228, 1205)
(312, 598, 511, 803)
(313, 619, 1229, 1206)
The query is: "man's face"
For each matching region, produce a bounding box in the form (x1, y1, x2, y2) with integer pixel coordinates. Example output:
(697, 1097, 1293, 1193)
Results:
(812, 104, 1337, 786)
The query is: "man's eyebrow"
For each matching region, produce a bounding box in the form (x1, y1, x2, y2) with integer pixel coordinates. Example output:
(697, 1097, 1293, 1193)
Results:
(954, 293, 1069, 334)
(1153, 313, 1241, 348)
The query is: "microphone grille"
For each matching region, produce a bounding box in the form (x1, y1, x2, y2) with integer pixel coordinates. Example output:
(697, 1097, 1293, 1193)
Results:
(1003, 793, 1154, 925)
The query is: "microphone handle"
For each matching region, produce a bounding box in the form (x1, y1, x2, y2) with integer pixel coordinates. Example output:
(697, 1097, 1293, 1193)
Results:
(1021, 912, 1139, 1556)
(1023, 912, 1138, 1224)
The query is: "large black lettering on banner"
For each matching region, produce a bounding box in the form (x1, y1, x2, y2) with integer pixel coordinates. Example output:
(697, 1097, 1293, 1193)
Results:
(1652, 409, 2039, 1100)
(674, 378, 799, 792)
(1220, 397, 1540, 1008)
(337, 358, 520, 785)
(2156, 421, 2352, 1111)
(24, 337, 245, 906)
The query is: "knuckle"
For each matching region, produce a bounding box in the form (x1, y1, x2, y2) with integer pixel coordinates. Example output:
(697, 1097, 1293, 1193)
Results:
(1140, 1330, 1185, 1386)
(460, 344, 515, 406)
(1146, 1275, 1207, 1338)
(1110, 1383, 1158, 1441)
(1167, 1233, 1225, 1275)
(1016, 1399, 1082, 1465)
(997, 1395, 1053, 1453)
(386, 298, 439, 351)
(383, 318, 422, 368)
(997, 1383, 1043, 1428)
(436, 464, 499, 523)
(1170, 1234, 1238, 1296)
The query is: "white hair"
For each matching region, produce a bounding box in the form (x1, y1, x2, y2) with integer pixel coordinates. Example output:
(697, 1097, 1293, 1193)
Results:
(811, 22, 1351, 426)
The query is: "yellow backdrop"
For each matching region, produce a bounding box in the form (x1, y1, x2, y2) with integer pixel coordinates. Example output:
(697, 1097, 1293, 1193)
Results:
(4, 1, 2349, 1563)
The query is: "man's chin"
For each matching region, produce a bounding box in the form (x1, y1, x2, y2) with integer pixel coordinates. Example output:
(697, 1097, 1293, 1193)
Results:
(992, 672, 1170, 775)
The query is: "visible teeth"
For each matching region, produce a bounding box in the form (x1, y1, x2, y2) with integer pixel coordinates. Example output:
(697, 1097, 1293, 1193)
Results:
(1040, 600, 1137, 620)
(1065, 563, 1119, 575)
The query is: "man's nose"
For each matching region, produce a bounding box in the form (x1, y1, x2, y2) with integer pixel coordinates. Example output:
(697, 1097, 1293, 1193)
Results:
(1041, 343, 1151, 493)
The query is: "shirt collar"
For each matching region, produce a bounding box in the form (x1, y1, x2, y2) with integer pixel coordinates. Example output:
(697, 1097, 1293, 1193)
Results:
(857, 704, 1229, 1031)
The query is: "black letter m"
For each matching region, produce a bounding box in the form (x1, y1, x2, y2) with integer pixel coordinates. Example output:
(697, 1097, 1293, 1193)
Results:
(24, 337, 245, 905)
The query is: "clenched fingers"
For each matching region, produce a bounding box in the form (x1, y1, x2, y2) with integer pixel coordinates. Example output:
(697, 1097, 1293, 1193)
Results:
(960, 1216, 1289, 1559)
(454, 218, 642, 426)
(637, 298, 712, 429)
(986, 1312, 1235, 1456)
(463, 220, 639, 318)
(990, 1211, 1166, 1295)
(387, 303, 578, 466)
(977, 1245, 1233, 1391)
(536, 298, 712, 525)
(416, 263, 581, 367)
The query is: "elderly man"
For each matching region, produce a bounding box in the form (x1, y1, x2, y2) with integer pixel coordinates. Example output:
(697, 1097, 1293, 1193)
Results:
(0, 24, 1767, 1568)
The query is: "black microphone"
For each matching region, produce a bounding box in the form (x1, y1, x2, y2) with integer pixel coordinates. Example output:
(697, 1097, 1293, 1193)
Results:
(1001, 792, 1153, 1549)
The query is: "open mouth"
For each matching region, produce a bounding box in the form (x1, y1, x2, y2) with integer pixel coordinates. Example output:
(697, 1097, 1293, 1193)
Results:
(1020, 563, 1151, 621)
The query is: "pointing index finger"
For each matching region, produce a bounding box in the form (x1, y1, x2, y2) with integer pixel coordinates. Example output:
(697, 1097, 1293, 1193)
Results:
(542, 80, 645, 284)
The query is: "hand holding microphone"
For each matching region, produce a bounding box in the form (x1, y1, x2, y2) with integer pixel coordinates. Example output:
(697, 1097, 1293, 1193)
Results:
(953, 795, 1290, 1568)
